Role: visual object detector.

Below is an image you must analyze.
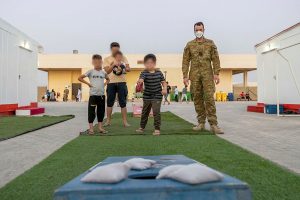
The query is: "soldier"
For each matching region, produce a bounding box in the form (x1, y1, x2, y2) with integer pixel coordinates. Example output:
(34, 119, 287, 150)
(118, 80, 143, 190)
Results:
(182, 22, 224, 134)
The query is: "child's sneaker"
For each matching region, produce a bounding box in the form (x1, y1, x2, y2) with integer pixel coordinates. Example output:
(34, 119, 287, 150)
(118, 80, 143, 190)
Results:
(136, 128, 144, 133)
(124, 123, 131, 127)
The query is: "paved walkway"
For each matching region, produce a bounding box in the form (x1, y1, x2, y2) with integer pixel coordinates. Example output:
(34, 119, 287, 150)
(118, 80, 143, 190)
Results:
(164, 101, 300, 174)
(0, 101, 299, 188)
(0, 102, 87, 188)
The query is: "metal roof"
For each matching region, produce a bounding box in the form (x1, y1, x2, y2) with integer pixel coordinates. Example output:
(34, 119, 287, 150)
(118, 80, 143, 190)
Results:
(255, 22, 300, 48)
(0, 17, 43, 52)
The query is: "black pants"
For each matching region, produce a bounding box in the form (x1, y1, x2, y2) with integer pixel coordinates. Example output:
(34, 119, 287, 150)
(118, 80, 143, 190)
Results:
(140, 99, 162, 130)
(88, 95, 105, 123)
(174, 94, 178, 102)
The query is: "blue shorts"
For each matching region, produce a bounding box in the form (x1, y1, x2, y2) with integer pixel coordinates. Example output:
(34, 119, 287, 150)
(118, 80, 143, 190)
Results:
(106, 82, 128, 108)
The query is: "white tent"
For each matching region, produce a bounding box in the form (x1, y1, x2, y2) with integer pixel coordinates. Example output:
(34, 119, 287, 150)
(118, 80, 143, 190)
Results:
(0, 18, 43, 108)
(255, 23, 300, 115)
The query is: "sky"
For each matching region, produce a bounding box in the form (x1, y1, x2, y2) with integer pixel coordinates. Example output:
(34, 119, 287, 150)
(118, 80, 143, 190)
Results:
(0, 0, 299, 55)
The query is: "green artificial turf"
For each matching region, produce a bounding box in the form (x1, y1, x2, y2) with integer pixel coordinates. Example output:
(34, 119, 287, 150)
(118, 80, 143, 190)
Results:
(81, 112, 212, 136)
(0, 115, 74, 141)
(0, 112, 299, 200)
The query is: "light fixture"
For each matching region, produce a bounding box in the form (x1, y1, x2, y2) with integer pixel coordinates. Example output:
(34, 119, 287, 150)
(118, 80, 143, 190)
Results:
(19, 40, 32, 51)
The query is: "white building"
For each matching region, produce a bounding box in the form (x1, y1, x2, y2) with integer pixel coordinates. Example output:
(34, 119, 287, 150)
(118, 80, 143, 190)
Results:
(255, 23, 300, 107)
(0, 18, 42, 114)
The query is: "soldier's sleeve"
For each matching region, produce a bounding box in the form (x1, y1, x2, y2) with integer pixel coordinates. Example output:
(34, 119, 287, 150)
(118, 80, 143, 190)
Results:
(211, 41, 221, 75)
(182, 44, 191, 78)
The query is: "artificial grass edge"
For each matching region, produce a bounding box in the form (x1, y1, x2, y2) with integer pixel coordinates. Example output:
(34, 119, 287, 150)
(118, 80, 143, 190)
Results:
(0, 115, 75, 141)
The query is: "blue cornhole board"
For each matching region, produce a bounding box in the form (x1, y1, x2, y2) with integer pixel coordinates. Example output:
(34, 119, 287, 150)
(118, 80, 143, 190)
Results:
(54, 155, 251, 200)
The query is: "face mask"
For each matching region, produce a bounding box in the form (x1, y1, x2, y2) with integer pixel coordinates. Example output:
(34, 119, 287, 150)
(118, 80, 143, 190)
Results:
(194, 31, 204, 38)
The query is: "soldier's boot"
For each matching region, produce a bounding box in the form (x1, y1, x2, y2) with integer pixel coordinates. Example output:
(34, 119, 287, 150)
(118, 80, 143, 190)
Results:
(192, 123, 205, 131)
(210, 125, 224, 134)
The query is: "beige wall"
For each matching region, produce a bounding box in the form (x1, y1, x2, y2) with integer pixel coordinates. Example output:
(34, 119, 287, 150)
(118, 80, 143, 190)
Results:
(51, 67, 234, 101)
(126, 70, 142, 99)
(216, 69, 233, 93)
(39, 54, 256, 70)
(161, 67, 182, 88)
(48, 70, 81, 101)
(160, 68, 233, 95)
(40, 53, 255, 101)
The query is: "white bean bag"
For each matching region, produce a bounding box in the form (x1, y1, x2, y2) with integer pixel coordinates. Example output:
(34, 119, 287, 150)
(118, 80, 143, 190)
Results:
(81, 162, 130, 183)
(124, 158, 156, 170)
(156, 164, 183, 178)
(156, 163, 224, 185)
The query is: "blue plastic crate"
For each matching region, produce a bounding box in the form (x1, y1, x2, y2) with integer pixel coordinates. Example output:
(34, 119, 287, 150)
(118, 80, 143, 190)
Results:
(265, 104, 284, 114)
(54, 155, 251, 200)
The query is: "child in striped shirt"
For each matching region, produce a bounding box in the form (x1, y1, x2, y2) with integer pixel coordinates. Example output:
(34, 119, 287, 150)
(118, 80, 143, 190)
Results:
(136, 54, 167, 136)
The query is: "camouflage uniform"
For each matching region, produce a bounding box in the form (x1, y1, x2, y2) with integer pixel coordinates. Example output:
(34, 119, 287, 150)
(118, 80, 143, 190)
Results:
(182, 38, 221, 126)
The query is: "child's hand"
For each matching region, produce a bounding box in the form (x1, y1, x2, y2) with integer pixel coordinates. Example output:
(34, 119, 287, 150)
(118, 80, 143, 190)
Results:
(137, 79, 144, 84)
(161, 89, 167, 95)
(88, 83, 93, 88)
(105, 79, 110, 86)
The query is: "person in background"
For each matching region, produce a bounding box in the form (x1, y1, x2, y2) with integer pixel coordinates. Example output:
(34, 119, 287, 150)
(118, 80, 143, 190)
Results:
(174, 86, 179, 102)
(50, 89, 56, 101)
(136, 54, 167, 136)
(163, 81, 171, 105)
(245, 92, 251, 101)
(63, 86, 69, 102)
(77, 88, 82, 102)
(103, 42, 131, 127)
(181, 85, 189, 103)
(239, 91, 245, 101)
(56, 92, 60, 100)
(78, 54, 109, 134)
(46, 90, 50, 101)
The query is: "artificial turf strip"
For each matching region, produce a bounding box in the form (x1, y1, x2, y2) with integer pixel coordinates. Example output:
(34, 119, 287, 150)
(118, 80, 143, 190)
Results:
(81, 112, 212, 136)
(0, 113, 299, 200)
(0, 115, 74, 141)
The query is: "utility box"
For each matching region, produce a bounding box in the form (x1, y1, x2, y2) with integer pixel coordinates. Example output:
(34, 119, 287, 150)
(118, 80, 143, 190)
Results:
(54, 155, 251, 200)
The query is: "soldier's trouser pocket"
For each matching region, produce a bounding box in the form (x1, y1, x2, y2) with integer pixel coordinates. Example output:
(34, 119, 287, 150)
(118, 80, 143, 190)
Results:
(201, 75, 215, 99)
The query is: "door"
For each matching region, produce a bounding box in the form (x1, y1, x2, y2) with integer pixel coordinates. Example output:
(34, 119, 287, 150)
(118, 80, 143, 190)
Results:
(18, 48, 33, 106)
(38, 86, 47, 101)
(72, 83, 81, 101)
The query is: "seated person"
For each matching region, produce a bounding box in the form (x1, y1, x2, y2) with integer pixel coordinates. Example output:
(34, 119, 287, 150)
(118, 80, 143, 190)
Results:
(246, 93, 251, 101)
(112, 51, 126, 76)
(238, 92, 245, 100)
